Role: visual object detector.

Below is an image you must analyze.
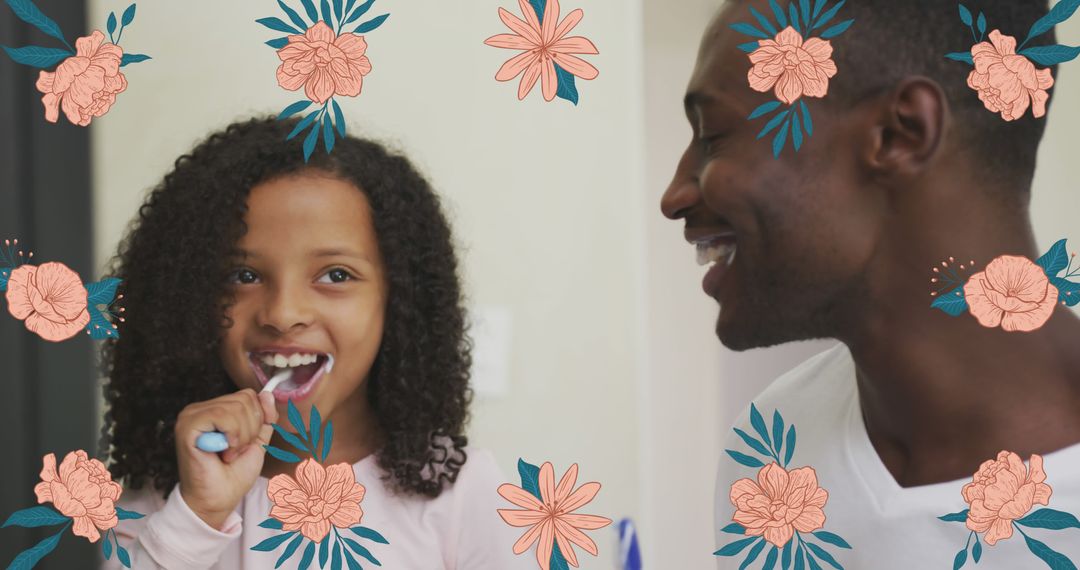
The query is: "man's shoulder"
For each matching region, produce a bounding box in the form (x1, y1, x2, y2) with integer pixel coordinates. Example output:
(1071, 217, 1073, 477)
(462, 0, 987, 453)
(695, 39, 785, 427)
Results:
(747, 342, 853, 414)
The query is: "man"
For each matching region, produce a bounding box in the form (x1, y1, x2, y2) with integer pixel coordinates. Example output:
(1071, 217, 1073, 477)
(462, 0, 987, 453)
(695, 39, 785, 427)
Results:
(662, 0, 1080, 567)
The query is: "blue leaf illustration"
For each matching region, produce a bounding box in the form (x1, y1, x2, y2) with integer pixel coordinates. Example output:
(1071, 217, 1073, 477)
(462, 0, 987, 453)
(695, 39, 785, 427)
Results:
(820, 18, 854, 39)
(5, 0, 71, 50)
(972, 538, 982, 562)
(321, 420, 334, 462)
(120, 53, 150, 66)
(812, 531, 852, 549)
(1019, 44, 1080, 66)
(734, 428, 772, 457)
(807, 552, 824, 570)
(757, 109, 791, 139)
(253, 531, 298, 551)
(721, 523, 747, 535)
(1023, 0, 1080, 48)
(276, 533, 304, 568)
(259, 517, 285, 530)
(354, 13, 388, 33)
(772, 115, 790, 158)
(115, 507, 144, 520)
(931, 284, 968, 316)
(738, 41, 762, 53)
(769, 0, 787, 28)
(554, 63, 579, 105)
(1036, 239, 1069, 276)
(958, 4, 973, 26)
(977, 11, 986, 36)
(730, 22, 769, 39)
(121, 3, 136, 26)
(263, 445, 302, 463)
(529, 0, 545, 20)
(266, 37, 289, 48)
(1016, 508, 1080, 530)
(740, 539, 767, 570)
(345, 0, 374, 24)
(343, 537, 381, 565)
(85, 304, 118, 339)
(805, 542, 843, 570)
(257, 17, 301, 34)
(107, 12, 117, 35)
(749, 6, 778, 36)
(86, 278, 121, 305)
(1, 45, 70, 68)
(310, 405, 322, 452)
(1051, 277, 1080, 306)
(0, 267, 11, 291)
(333, 0, 343, 23)
(350, 526, 390, 544)
(278, 0, 309, 31)
(2, 506, 67, 528)
(714, 536, 758, 557)
(518, 458, 542, 500)
(287, 399, 309, 441)
(749, 403, 773, 450)
(800, 100, 813, 136)
(343, 547, 362, 570)
(789, 3, 801, 34)
(278, 100, 314, 121)
(298, 540, 316, 570)
(726, 449, 766, 468)
(749, 100, 782, 120)
(344, 0, 357, 18)
(811, 0, 845, 31)
(795, 543, 806, 570)
(299, 0, 319, 23)
(763, 545, 779, 570)
(320, 0, 332, 25)
(953, 548, 968, 570)
(784, 425, 797, 466)
(792, 111, 803, 151)
(332, 99, 346, 138)
(103, 530, 113, 559)
(812, 0, 826, 21)
(551, 541, 571, 570)
(801, 0, 811, 26)
(319, 533, 330, 568)
(117, 545, 130, 568)
(332, 540, 343, 570)
(938, 509, 970, 522)
(272, 423, 310, 455)
(1021, 532, 1076, 570)
(783, 539, 794, 569)
(945, 51, 975, 64)
(771, 410, 785, 456)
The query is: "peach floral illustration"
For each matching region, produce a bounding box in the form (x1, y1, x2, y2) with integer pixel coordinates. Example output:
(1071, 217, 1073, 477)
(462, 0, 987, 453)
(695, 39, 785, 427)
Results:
(5, 262, 90, 342)
(963, 254, 1058, 332)
(498, 462, 612, 570)
(266, 458, 365, 542)
(34, 31, 126, 127)
(484, 0, 599, 102)
(962, 451, 1052, 545)
(34, 450, 122, 542)
(276, 21, 371, 105)
(967, 30, 1054, 121)
(747, 26, 838, 105)
(729, 462, 828, 548)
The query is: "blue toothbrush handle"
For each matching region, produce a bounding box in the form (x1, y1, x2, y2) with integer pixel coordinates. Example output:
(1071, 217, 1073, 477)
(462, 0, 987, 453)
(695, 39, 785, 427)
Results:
(195, 431, 229, 453)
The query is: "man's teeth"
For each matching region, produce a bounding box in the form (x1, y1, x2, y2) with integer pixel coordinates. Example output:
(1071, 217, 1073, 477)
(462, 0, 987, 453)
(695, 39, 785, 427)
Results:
(696, 242, 737, 267)
(259, 353, 320, 368)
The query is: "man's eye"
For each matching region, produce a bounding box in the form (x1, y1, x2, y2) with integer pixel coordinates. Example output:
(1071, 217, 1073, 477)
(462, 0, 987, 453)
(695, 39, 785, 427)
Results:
(699, 134, 725, 154)
(318, 268, 354, 284)
(229, 269, 259, 284)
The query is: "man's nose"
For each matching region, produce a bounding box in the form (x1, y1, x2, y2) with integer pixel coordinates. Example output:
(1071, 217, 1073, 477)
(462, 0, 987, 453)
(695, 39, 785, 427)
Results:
(661, 151, 701, 220)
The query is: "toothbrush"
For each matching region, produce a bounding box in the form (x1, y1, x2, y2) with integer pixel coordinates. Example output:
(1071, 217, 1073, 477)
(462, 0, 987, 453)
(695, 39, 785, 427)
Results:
(194, 369, 291, 453)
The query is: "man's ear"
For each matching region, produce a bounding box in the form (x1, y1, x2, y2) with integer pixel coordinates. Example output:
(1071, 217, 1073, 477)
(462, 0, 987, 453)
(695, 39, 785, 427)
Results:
(860, 77, 948, 178)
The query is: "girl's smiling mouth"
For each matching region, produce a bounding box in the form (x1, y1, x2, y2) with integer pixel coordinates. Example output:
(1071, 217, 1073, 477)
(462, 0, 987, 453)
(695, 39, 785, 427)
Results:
(246, 349, 334, 403)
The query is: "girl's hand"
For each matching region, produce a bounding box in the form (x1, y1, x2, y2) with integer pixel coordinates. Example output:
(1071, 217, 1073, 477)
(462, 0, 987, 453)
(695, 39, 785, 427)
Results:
(174, 388, 278, 530)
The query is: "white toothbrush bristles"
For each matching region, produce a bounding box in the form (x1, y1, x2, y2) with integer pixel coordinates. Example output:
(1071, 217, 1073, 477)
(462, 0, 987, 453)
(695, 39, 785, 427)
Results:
(262, 369, 291, 394)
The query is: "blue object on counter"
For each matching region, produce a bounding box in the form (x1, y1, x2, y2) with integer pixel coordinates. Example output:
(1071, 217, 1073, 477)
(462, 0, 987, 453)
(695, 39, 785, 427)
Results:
(618, 518, 642, 570)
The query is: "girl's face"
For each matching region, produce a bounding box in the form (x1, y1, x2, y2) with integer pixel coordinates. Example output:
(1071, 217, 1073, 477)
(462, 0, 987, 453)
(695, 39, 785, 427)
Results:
(219, 172, 387, 428)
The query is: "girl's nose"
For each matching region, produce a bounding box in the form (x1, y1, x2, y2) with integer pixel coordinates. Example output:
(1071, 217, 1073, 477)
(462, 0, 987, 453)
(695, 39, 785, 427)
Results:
(257, 285, 315, 333)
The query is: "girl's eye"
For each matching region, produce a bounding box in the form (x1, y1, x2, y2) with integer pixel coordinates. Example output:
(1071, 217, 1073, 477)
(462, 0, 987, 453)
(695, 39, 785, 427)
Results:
(318, 268, 354, 284)
(229, 269, 259, 284)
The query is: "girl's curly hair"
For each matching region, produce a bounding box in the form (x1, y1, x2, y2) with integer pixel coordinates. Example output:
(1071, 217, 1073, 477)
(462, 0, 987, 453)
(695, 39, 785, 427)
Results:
(99, 117, 473, 499)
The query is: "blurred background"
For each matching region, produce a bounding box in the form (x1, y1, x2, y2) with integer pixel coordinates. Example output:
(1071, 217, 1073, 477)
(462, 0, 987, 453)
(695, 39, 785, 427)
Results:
(2, 1, 1079, 568)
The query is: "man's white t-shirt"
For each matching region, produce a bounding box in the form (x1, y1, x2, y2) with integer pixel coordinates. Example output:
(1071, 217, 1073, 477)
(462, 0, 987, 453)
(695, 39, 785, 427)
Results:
(715, 343, 1080, 569)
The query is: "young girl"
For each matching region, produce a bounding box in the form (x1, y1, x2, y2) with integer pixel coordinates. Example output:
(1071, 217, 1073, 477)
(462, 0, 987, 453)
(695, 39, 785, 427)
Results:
(98, 118, 532, 569)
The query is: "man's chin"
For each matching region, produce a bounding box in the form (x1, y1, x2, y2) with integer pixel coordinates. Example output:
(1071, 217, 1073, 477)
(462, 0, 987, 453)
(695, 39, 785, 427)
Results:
(715, 309, 803, 351)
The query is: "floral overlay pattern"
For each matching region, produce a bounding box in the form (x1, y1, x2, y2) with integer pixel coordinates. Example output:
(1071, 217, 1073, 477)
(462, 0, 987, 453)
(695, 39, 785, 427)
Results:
(715, 404, 853, 569)
(257, 0, 390, 162)
(729, 0, 854, 157)
(945, 2, 1080, 121)
(930, 238, 1080, 332)
(484, 0, 599, 105)
(2, 450, 146, 569)
(1, 238, 124, 341)
(938, 451, 1080, 569)
(253, 400, 390, 569)
(1, 1, 150, 126)
(497, 459, 612, 570)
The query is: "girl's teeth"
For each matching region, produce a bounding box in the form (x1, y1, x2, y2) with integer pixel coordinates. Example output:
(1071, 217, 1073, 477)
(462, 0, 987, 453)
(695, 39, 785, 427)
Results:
(288, 354, 302, 367)
(257, 353, 323, 368)
(274, 354, 289, 367)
